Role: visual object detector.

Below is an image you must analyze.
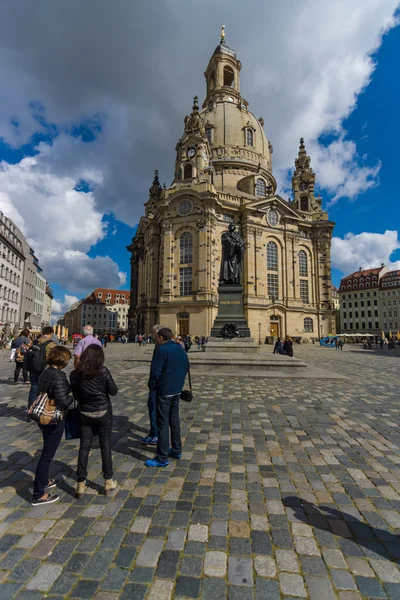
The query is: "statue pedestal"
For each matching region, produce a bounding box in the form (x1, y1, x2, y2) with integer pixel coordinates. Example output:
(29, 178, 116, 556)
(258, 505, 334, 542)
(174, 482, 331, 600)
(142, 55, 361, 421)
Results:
(210, 285, 251, 338)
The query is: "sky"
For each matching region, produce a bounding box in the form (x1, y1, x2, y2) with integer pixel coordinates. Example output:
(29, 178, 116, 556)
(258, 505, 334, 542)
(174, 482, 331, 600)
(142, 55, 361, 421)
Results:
(0, 0, 399, 320)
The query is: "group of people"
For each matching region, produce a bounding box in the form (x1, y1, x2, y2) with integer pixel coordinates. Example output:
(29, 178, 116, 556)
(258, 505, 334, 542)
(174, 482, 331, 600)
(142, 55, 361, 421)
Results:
(17, 322, 189, 505)
(273, 335, 294, 357)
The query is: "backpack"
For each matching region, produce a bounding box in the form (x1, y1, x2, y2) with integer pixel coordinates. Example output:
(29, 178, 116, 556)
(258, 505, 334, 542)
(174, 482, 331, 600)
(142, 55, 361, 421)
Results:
(31, 340, 53, 374)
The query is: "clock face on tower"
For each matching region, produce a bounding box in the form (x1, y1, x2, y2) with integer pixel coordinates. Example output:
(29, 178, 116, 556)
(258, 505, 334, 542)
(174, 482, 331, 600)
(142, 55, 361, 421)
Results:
(187, 147, 196, 159)
(299, 181, 308, 191)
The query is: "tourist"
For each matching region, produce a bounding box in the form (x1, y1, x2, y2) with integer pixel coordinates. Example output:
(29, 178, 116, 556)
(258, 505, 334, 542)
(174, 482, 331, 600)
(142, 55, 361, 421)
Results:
(273, 336, 283, 354)
(146, 327, 189, 468)
(31, 346, 73, 506)
(197, 336, 201, 350)
(282, 335, 294, 357)
(73, 325, 102, 368)
(27, 327, 58, 412)
(335, 338, 340, 351)
(70, 344, 118, 498)
(13, 329, 30, 384)
(339, 339, 344, 350)
(140, 325, 163, 446)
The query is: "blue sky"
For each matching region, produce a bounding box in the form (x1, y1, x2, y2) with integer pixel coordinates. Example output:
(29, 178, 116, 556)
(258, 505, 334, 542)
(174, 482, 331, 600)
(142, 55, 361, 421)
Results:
(0, 1, 399, 318)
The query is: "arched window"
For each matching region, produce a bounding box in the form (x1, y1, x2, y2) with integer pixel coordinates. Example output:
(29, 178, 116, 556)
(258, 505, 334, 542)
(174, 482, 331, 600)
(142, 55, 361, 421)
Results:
(256, 178, 266, 197)
(267, 241, 278, 271)
(304, 318, 313, 332)
(205, 127, 212, 143)
(183, 163, 193, 179)
(299, 250, 308, 277)
(300, 196, 309, 211)
(223, 66, 235, 87)
(246, 129, 254, 146)
(180, 232, 193, 264)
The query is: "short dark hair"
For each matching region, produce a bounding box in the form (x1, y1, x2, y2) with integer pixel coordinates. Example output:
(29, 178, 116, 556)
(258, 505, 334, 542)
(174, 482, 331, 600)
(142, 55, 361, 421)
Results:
(157, 327, 173, 342)
(20, 329, 30, 337)
(76, 344, 105, 377)
(47, 346, 71, 368)
(42, 326, 54, 336)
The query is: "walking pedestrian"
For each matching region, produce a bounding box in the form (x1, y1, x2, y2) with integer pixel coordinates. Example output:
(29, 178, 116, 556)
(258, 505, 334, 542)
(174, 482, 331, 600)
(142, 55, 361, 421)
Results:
(140, 325, 163, 446)
(14, 329, 30, 384)
(70, 344, 118, 498)
(146, 327, 189, 468)
(73, 325, 102, 368)
(31, 346, 73, 506)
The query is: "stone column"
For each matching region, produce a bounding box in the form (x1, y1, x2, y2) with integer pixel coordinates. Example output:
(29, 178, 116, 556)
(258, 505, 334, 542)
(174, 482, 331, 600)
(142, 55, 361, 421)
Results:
(160, 221, 173, 301)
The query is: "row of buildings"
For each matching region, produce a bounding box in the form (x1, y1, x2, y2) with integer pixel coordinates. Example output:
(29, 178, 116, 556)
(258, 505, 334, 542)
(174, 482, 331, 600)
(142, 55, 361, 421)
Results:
(337, 266, 400, 335)
(0, 211, 53, 336)
(58, 288, 131, 336)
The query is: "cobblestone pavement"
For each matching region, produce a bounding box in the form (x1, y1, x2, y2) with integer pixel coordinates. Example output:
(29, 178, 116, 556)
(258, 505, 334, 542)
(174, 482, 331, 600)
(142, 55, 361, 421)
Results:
(0, 343, 400, 599)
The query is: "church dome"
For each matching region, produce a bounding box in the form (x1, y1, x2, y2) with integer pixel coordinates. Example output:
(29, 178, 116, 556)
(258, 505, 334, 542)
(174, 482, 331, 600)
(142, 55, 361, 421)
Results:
(200, 102, 271, 174)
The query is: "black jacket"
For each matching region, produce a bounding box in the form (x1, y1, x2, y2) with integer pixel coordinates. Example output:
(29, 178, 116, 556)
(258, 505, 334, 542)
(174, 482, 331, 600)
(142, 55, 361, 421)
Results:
(70, 367, 118, 413)
(37, 367, 73, 411)
(283, 339, 293, 357)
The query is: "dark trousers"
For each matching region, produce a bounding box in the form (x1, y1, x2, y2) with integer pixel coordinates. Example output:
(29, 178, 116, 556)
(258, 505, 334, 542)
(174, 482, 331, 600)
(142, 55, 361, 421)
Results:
(33, 420, 65, 500)
(14, 361, 27, 383)
(77, 408, 113, 482)
(156, 394, 181, 463)
(147, 391, 158, 437)
(28, 372, 40, 409)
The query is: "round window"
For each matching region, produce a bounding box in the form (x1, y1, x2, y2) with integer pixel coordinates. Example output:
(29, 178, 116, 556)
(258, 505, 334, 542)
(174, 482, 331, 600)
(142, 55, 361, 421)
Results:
(268, 209, 279, 227)
(177, 199, 193, 216)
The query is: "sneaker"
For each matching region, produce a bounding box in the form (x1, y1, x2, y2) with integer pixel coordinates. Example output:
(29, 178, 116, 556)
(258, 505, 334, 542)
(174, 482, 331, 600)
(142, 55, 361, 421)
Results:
(145, 457, 169, 468)
(140, 436, 158, 445)
(104, 479, 118, 495)
(168, 448, 182, 459)
(45, 477, 62, 490)
(31, 493, 60, 506)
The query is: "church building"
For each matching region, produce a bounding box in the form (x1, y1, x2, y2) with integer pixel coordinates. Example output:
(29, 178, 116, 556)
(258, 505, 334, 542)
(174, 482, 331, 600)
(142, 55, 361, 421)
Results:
(127, 33, 335, 341)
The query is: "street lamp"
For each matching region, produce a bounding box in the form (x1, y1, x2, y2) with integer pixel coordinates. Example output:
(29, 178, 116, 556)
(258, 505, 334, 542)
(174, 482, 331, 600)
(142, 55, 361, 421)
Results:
(258, 322, 261, 345)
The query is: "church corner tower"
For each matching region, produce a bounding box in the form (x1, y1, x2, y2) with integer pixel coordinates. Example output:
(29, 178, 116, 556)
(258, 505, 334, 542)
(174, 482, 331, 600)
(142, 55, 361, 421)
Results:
(127, 30, 336, 341)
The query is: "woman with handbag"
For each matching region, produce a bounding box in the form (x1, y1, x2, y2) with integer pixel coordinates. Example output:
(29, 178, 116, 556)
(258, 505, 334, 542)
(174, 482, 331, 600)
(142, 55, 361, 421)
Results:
(70, 344, 118, 499)
(13, 329, 30, 384)
(31, 346, 73, 506)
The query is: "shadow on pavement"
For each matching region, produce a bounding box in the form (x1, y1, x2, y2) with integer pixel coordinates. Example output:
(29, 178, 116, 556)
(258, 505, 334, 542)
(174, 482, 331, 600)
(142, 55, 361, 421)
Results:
(282, 496, 399, 561)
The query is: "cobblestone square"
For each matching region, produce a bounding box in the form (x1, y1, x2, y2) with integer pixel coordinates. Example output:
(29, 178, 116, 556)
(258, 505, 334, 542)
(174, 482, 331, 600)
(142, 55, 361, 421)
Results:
(0, 344, 400, 598)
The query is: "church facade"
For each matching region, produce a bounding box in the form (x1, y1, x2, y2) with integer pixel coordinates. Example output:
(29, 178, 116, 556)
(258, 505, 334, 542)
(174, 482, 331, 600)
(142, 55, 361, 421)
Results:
(127, 36, 335, 341)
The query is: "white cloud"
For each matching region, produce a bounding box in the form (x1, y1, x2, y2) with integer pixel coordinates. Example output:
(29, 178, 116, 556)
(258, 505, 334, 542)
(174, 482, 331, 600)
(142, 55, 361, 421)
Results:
(0, 0, 399, 296)
(331, 230, 400, 275)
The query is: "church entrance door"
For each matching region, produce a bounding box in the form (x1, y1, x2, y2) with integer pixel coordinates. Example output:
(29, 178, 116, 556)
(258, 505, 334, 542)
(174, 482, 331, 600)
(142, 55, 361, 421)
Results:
(177, 312, 190, 337)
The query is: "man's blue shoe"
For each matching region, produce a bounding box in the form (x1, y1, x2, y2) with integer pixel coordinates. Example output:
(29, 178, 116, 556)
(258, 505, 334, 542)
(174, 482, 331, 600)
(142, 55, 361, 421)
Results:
(140, 436, 158, 445)
(168, 448, 182, 459)
(145, 457, 169, 468)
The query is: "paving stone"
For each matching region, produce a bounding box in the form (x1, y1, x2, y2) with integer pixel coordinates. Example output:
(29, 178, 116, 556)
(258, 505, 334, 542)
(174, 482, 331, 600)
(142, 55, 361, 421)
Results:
(100, 567, 127, 591)
(25, 564, 62, 591)
(83, 550, 114, 578)
(370, 558, 400, 582)
(9, 558, 40, 582)
(201, 577, 227, 600)
(175, 576, 201, 598)
(300, 555, 328, 576)
(276, 549, 300, 573)
(71, 579, 99, 599)
(147, 579, 174, 600)
(294, 536, 320, 556)
(188, 524, 208, 542)
(210, 520, 228, 536)
(306, 575, 336, 600)
(165, 528, 186, 550)
(135, 539, 164, 567)
(355, 576, 387, 598)
(331, 569, 357, 590)
(279, 573, 307, 597)
(120, 583, 148, 600)
(204, 551, 227, 577)
(51, 572, 79, 594)
(255, 578, 280, 600)
(254, 555, 276, 577)
(228, 556, 254, 586)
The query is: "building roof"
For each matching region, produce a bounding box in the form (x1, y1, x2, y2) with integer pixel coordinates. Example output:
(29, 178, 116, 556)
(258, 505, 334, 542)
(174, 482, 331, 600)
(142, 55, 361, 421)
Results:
(84, 288, 130, 305)
(339, 266, 386, 292)
(380, 269, 400, 289)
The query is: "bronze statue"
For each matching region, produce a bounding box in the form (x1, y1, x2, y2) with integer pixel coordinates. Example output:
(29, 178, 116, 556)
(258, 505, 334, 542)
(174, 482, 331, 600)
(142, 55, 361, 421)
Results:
(219, 223, 246, 285)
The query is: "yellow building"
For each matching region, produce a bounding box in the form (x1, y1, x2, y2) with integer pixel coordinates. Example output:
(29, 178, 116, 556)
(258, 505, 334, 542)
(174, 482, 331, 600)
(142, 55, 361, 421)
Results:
(127, 35, 335, 340)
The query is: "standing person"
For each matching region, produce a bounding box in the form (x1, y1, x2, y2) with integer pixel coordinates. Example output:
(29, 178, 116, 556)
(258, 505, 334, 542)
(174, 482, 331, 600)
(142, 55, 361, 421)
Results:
(146, 327, 189, 468)
(273, 336, 283, 354)
(73, 325, 102, 368)
(31, 346, 73, 506)
(104, 335, 109, 348)
(13, 329, 30, 384)
(282, 335, 294, 357)
(27, 327, 58, 412)
(140, 325, 163, 446)
(197, 336, 201, 350)
(70, 345, 118, 498)
(335, 338, 340, 351)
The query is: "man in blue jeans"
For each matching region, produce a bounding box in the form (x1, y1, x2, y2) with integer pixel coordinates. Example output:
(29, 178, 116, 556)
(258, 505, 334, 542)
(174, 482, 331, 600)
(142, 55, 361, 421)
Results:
(140, 325, 163, 446)
(146, 327, 189, 468)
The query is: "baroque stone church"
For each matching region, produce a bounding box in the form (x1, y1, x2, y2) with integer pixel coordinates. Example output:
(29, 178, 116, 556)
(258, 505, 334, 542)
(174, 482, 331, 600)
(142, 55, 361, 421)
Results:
(127, 34, 335, 340)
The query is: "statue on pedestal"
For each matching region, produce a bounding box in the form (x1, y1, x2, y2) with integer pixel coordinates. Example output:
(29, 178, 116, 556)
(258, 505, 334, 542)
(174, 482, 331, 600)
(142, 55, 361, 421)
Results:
(219, 223, 246, 285)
